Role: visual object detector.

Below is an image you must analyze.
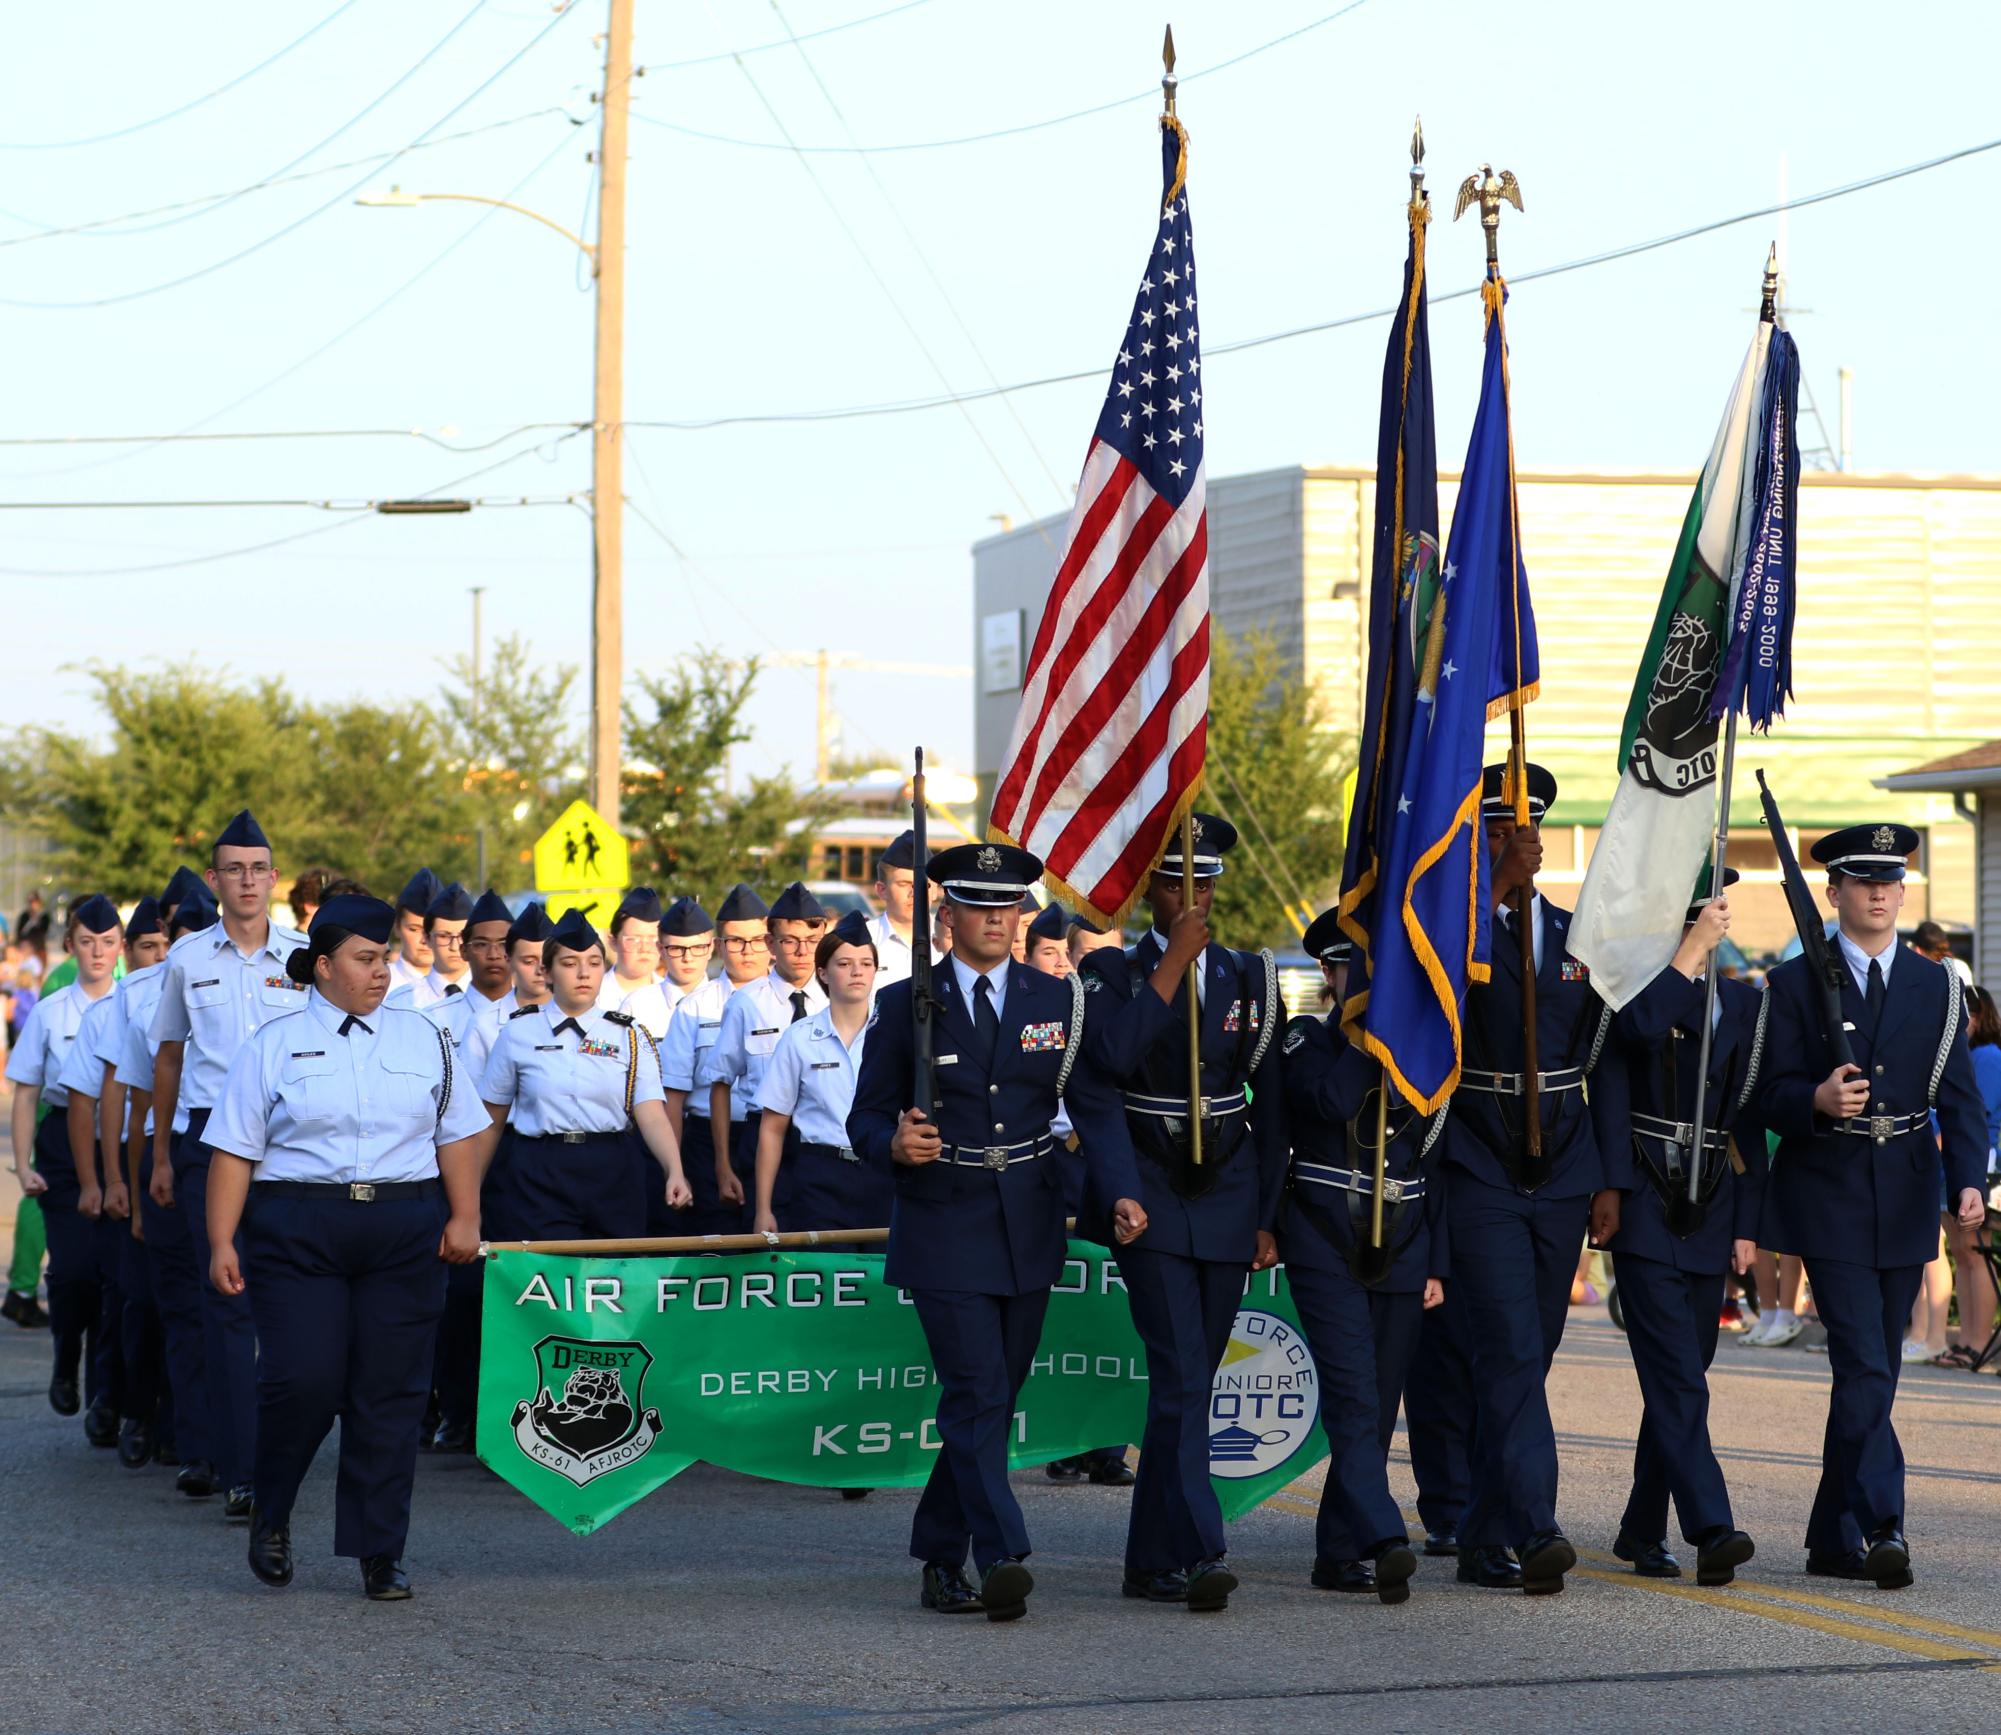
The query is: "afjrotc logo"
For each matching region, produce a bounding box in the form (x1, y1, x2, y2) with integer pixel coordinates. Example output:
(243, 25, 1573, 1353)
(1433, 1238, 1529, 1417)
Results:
(512, 1335, 663, 1487)
(1207, 1308, 1319, 1479)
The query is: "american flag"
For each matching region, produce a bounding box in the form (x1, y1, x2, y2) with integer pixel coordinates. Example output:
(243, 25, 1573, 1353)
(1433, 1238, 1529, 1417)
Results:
(989, 118, 1208, 927)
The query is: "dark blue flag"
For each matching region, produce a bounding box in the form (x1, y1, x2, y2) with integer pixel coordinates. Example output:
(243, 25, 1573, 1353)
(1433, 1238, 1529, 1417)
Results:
(1712, 327, 1799, 729)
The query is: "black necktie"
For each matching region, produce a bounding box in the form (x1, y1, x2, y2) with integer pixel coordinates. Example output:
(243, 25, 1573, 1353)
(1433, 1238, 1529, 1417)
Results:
(338, 1015, 371, 1037)
(790, 991, 809, 1023)
(554, 1017, 583, 1038)
(973, 975, 1001, 1069)
(444, 982, 463, 997)
(1866, 959, 1886, 1026)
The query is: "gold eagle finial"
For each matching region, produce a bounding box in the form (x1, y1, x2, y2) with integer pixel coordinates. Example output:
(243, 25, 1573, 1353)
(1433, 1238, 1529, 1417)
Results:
(1454, 164, 1523, 266)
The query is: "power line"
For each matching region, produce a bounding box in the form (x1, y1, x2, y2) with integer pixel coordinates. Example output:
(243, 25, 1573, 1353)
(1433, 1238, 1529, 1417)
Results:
(0, 2, 364, 150)
(625, 132, 2001, 433)
(632, 1, 1373, 154)
(0, 494, 578, 510)
(650, 0, 941, 70)
(0, 422, 582, 452)
(0, 1, 582, 310)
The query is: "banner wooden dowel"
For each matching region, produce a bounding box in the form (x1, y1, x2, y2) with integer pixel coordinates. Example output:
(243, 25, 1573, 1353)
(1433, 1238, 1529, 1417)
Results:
(479, 1218, 1083, 1259)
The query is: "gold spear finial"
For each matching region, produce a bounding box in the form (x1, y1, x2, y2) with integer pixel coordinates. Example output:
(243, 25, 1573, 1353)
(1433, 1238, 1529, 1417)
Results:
(1760, 241, 1780, 323)
(1454, 162, 1523, 268)
(1410, 116, 1426, 201)
(1162, 24, 1178, 117)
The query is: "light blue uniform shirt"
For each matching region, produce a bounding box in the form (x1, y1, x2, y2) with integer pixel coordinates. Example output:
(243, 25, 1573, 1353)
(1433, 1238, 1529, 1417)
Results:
(757, 1006, 869, 1148)
(613, 977, 684, 1040)
(703, 971, 829, 1115)
(6, 980, 114, 1107)
(1835, 928, 1899, 998)
(384, 968, 470, 1013)
(660, 975, 739, 1117)
(478, 1001, 665, 1136)
(204, 990, 489, 1184)
(457, 989, 525, 1086)
(149, 918, 309, 1130)
(950, 952, 1010, 1022)
(113, 966, 170, 1137)
(56, 985, 131, 1137)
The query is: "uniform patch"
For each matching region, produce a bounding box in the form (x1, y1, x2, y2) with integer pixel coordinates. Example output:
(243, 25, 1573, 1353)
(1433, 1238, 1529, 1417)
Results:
(577, 1038, 622, 1059)
(264, 975, 305, 992)
(1282, 1027, 1306, 1055)
(1560, 960, 1590, 982)
(1019, 1021, 1066, 1052)
(1222, 1000, 1243, 1033)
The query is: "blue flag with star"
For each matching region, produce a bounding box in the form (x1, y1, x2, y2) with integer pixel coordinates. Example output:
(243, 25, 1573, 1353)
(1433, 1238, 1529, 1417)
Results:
(1350, 278, 1538, 1112)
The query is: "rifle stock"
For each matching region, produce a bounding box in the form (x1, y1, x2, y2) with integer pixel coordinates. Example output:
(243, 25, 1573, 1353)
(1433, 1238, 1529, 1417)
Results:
(1755, 768, 1854, 1070)
(910, 749, 941, 1116)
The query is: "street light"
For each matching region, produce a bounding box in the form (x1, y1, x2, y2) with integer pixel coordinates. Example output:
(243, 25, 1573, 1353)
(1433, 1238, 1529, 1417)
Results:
(352, 0, 631, 825)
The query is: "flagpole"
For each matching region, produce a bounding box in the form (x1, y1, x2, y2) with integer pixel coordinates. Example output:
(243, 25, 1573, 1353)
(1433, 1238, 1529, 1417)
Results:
(1684, 244, 1781, 1205)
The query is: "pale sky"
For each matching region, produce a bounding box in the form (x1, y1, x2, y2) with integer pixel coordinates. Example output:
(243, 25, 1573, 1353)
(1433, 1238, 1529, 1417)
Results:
(7, 0, 1997, 786)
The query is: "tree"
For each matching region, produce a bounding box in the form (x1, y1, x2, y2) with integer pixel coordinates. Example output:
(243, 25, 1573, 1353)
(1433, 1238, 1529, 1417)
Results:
(1201, 630, 1355, 947)
(620, 652, 836, 901)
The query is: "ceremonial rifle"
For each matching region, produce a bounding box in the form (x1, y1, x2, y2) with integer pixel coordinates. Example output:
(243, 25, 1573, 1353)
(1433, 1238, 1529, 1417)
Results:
(1756, 768, 1854, 1071)
(910, 749, 941, 1120)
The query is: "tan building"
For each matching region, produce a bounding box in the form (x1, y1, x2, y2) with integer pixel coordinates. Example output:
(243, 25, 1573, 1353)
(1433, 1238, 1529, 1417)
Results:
(974, 467, 2001, 955)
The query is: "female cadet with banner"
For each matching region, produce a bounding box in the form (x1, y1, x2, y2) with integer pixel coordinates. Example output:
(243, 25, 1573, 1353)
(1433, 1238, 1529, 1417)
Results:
(201, 894, 491, 1600)
(478, 908, 693, 1241)
(8, 895, 124, 1423)
(751, 910, 893, 1243)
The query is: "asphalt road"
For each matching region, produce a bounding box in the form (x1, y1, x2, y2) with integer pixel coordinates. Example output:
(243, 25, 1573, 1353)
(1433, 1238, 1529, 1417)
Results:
(5, 1227, 2000, 1735)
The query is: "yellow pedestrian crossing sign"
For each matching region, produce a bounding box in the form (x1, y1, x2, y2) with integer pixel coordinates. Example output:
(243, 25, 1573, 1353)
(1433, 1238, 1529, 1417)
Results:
(533, 799, 629, 893)
(543, 888, 625, 926)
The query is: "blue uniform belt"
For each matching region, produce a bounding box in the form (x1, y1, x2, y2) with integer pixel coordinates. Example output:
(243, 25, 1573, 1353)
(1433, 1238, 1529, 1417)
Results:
(1121, 1088, 1247, 1118)
(1631, 1111, 1730, 1155)
(1291, 1160, 1424, 1204)
(252, 1179, 440, 1202)
(799, 1140, 860, 1164)
(942, 1135, 1050, 1170)
(1831, 1110, 1928, 1144)
(1459, 1065, 1584, 1096)
(519, 1130, 619, 1145)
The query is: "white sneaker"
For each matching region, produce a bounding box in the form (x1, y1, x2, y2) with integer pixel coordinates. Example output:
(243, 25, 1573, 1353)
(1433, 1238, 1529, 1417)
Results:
(1738, 1314, 1776, 1346)
(1762, 1312, 1805, 1348)
(1900, 1338, 1932, 1364)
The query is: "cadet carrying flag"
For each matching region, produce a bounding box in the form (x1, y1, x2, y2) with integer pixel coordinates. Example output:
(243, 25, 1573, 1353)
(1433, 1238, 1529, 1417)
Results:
(988, 115, 1208, 927)
(1569, 317, 1801, 1010)
(1342, 262, 1539, 1114)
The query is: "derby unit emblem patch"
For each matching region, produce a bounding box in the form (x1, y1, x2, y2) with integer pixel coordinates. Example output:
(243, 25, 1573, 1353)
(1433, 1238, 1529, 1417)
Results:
(1018, 1020, 1065, 1052)
(1208, 1308, 1319, 1481)
(512, 1335, 663, 1487)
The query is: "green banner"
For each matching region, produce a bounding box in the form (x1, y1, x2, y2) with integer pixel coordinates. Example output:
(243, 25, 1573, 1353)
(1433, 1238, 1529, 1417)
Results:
(478, 1244, 1329, 1535)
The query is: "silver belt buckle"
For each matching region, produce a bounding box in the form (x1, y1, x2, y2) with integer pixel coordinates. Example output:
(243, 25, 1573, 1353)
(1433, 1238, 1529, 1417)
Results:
(349, 1182, 376, 1203)
(837, 1146, 858, 1164)
(1381, 1176, 1405, 1204)
(983, 1146, 1010, 1171)
(1870, 1114, 1895, 1141)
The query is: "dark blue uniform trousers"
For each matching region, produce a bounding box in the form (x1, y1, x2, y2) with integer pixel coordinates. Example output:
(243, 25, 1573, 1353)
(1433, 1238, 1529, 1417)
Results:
(243, 1188, 447, 1560)
(1403, 1292, 1473, 1536)
(140, 1145, 205, 1464)
(432, 1127, 512, 1437)
(1801, 1257, 1924, 1556)
(1287, 1262, 1420, 1564)
(115, 1204, 171, 1436)
(1115, 1245, 1245, 1572)
(175, 1107, 258, 1490)
(909, 1287, 1049, 1572)
(506, 1132, 644, 1241)
(1448, 1170, 1588, 1550)
(33, 1115, 103, 1398)
(88, 1210, 127, 1413)
(1614, 1251, 1731, 1545)
(681, 1113, 750, 1238)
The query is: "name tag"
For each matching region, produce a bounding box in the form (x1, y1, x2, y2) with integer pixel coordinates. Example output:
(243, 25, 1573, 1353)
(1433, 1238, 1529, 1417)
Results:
(192, 979, 221, 990)
(937, 1054, 959, 1066)
(809, 1061, 841, 1071)
(1018, 1021, 1066, 1052)
(751, 1027, 780, 1038)
(534, 1044, 563, 1052)
(290, 1051, 325, 1060)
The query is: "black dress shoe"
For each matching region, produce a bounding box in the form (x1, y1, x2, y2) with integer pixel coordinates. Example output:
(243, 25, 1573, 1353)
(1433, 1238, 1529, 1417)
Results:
(1371, 1541, 1418, 1606)
(83, 1402, 119, 1447)
(1122, 1567, 1189, 1602)
(1087, 1459, 1136, 1487)
(1185, 1555, 1237, 1613)
(224, 1486, 254, 1523)
(980, 1557, 1033, 1623)
(1613, 1532, 1682, 1578)
(920, 1561, 984, 1614)
(117, 1421, 154, 1469)
(3, 1290, 47, 1328)
(430, 1420, 474, 1455)
(1422, 1527, 1460, 1558)
(1805, 1547, 1871, 1580)
(1456, 1545, 1523, 1589)
(1310, 1557, 1376, 1593)
(1695, 1527, 1755, 1587)
(175, 1459, 219, 1499)
(248, 1519, 293, 1588)
(1864, 1526, 1911, 1587)
(1518, 1529, 1576, 1595)
(1043, 1459, 1084, 1482)
(48, 1374, 80, 1417)
(361, 1556, 412, 1601)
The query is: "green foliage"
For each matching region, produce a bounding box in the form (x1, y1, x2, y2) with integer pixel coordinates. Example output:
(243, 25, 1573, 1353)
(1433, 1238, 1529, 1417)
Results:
(1199, 631, 1355, 948)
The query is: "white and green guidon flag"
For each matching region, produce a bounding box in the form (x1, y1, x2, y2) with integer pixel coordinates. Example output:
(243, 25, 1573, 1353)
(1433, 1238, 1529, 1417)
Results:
(1569, 323, 1773, 1010)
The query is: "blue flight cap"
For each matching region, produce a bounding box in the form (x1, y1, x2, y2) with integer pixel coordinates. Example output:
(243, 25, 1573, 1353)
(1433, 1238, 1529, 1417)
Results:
(663, 895, 714, 937)
(549, 908, 602, 954)
(828, 908, 874, 949)
(125, 896, 163, 941)
(214, 809, 270, 852)
(1069, 913, 1106, 936)
(289, 894, 396, 985)
(1301, 907, 1353, 964)
(1155, 813, 1235, 880)
(1810, 823, 1919, 885)
(1026, 902, 1068, 943)
(613, 886, 665, 930)
(877, 829, 918, 873)
(928, 842, 1043, 908)
(70, 894, 121, 934)
(714, 883, 768, 924)
(170, 888, 217, 938)
(395, 867, 444, 915)
(1481, 762, 1558, 823)
(506, 901, 552, 948)
(467, 889, 514, 929)
(160, 865, 203, 913)
(767, 881, 828, 924)
(424, 881, 474, 924)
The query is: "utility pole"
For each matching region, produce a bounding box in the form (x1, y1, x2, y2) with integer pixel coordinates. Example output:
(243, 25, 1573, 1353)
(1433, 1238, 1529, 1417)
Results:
(471, 585, 487, 888)
(814, 650, 831, 785)
(590, 0, 633, 825)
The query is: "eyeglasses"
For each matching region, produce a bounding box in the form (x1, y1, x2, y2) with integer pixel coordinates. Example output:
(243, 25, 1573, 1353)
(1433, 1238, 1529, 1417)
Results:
(722, 936, 770, 954)
(214, 863, 274, 882)
(665, 942, 714, 961)
(467, 938, 509, 955)
(773, 935, 817, 954)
